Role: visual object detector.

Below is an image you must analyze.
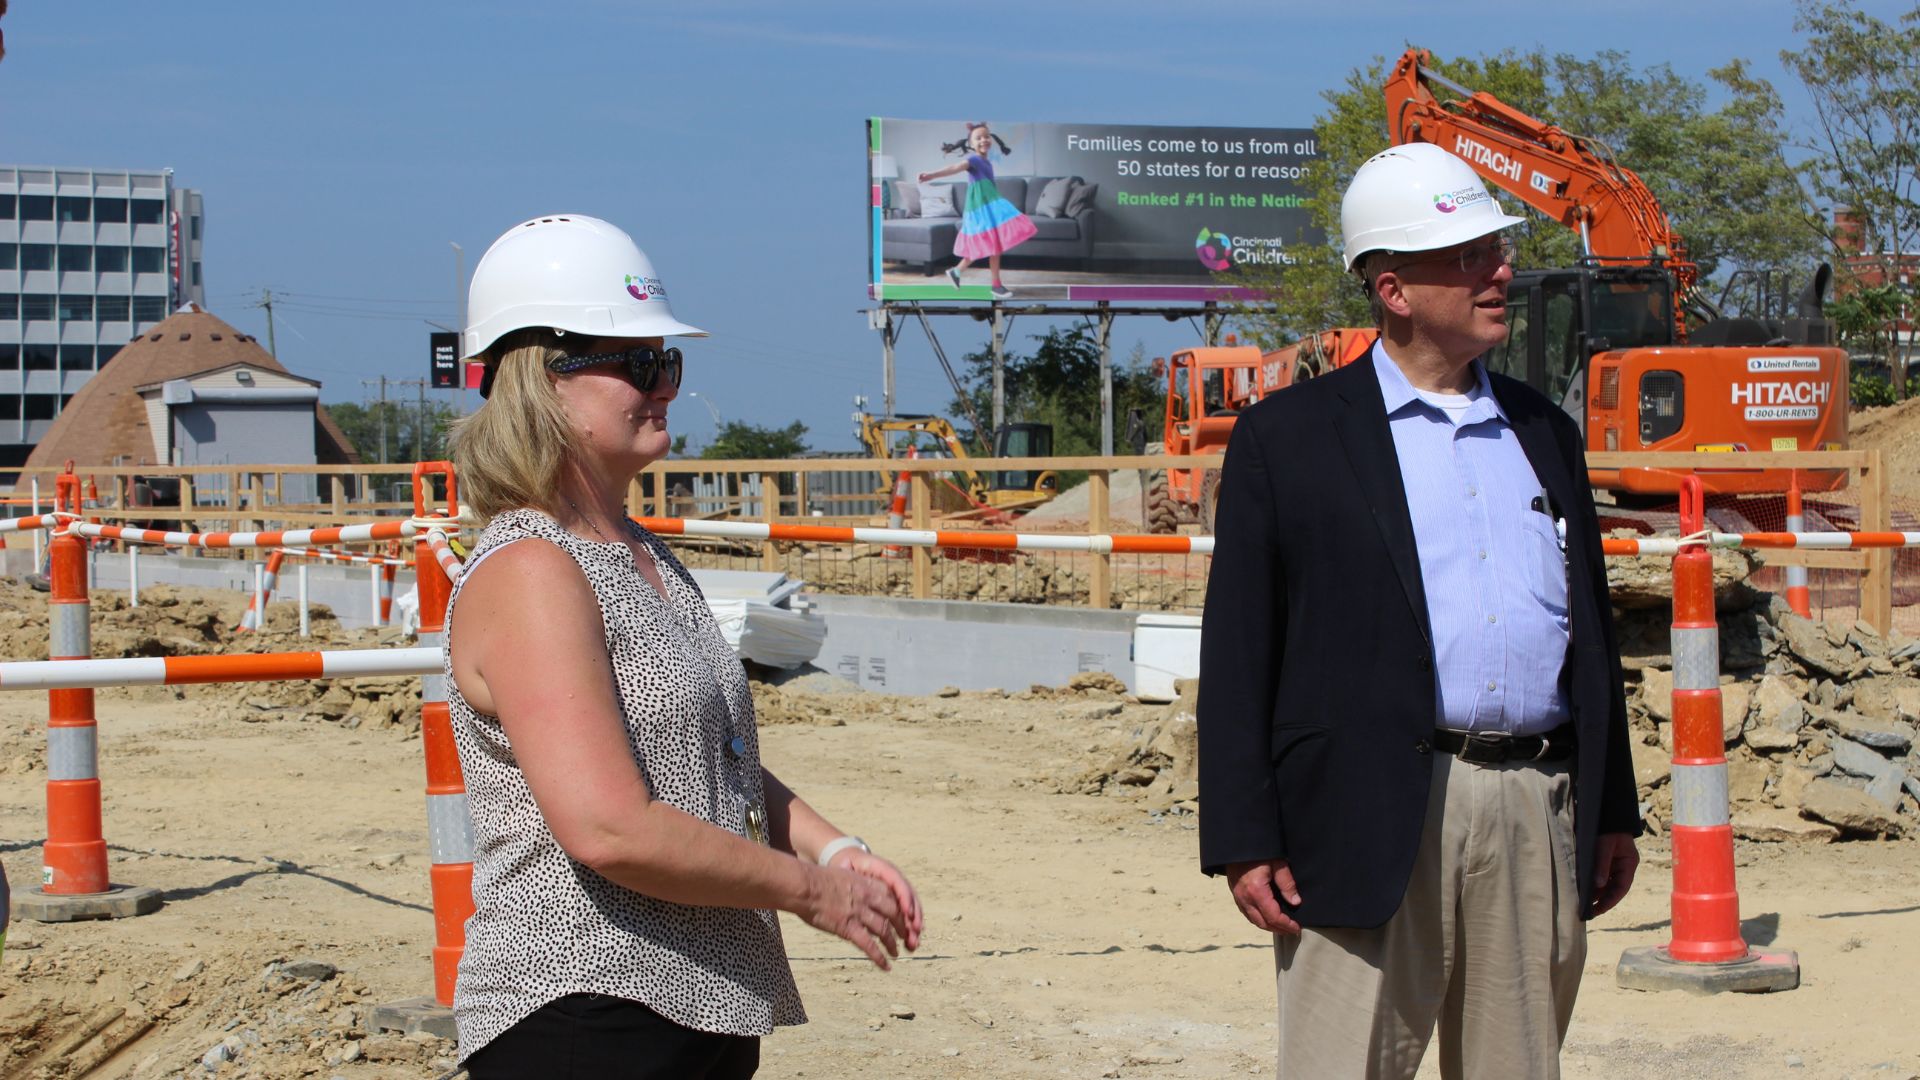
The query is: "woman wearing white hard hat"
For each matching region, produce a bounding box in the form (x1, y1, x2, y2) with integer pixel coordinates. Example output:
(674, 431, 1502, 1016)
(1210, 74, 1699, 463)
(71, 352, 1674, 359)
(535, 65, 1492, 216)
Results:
(445, 214, 922, 1078)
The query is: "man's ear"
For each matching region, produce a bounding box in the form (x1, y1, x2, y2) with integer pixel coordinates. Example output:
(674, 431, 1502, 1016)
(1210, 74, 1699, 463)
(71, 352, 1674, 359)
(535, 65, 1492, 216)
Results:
(1374, 270, 1415, 321)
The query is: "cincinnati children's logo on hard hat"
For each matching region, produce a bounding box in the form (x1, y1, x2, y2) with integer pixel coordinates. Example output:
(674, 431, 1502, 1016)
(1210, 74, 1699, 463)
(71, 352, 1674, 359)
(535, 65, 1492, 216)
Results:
(1433, 186, 1491, 215)
(1194, 228, 1232, 272)
(625, 274, 666, 301)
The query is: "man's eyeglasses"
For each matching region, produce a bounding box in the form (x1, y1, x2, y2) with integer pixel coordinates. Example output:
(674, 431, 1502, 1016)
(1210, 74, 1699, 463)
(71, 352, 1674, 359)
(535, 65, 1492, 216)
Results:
(1386, 236, 1516, 276)
(547, 345, 684, 393)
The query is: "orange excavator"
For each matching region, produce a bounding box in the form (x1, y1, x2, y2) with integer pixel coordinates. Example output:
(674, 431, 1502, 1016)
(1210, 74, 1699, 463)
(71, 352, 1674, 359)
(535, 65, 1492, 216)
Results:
(1145, 329, 1375, 533)
(1386, 48, 1849, 497)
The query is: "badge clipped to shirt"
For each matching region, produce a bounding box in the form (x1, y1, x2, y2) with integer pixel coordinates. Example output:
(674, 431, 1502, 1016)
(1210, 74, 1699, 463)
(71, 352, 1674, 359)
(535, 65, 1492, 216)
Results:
(725, 734, 771, 846)
(1530, 488, 1569, 554)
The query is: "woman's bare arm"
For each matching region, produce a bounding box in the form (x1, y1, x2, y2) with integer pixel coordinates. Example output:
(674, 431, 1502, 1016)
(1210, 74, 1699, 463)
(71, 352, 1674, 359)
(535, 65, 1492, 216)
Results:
(450, 539, 913, 966)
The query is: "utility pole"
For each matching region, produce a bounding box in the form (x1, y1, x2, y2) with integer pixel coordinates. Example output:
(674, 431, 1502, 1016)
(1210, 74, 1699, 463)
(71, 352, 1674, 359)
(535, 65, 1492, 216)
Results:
(364, 377, 431, 464)
(257, 288, 278, 357)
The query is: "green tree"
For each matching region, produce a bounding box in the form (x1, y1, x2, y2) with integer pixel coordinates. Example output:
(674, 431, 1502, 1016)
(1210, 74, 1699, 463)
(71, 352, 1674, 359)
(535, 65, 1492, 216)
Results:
(947, 327, 1166, 458)
(1228, 47, 1818, 346)
(1782, 0, 1920, 397)
(1832, 281, 1909, 405)
(325, 399, 458, 463)
(700, 420, 809, 460)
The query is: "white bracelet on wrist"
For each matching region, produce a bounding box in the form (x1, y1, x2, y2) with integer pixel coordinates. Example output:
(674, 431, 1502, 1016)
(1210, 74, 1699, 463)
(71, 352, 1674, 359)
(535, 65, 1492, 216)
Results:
(817, 835, 870, 866)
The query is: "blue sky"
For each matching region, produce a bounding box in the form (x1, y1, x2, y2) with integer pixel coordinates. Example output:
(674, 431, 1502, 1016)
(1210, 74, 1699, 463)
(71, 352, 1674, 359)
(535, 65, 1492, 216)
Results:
(2, 2, 1895, 452)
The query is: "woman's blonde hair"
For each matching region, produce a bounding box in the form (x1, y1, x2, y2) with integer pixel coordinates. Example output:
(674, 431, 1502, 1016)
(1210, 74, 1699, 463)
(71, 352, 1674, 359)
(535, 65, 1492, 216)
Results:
(449, 329, 579, 524)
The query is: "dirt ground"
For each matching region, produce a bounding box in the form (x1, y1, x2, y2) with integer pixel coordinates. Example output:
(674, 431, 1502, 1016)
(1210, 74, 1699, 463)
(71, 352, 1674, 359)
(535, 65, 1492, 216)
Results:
(1850, 395, 1920, 506)
(0, 582, 1917, 1078)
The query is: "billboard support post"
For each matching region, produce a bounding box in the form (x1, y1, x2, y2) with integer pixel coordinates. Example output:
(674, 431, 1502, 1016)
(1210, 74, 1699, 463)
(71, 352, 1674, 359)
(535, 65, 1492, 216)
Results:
(881, 309, 897, 424)
(990, 308, 1007, 436)
(1097, 303, 1114, 456)
(877, 301, 1241, 455)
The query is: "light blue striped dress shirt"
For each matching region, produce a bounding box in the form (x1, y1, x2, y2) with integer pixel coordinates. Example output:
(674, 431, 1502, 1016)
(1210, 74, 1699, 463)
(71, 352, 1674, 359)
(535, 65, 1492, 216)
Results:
(1371, 343, 1571, 736)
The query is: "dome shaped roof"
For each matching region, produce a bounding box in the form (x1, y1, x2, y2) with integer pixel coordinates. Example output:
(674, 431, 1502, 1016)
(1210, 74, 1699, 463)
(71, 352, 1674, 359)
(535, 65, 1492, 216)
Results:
(24, 304, 360, 469)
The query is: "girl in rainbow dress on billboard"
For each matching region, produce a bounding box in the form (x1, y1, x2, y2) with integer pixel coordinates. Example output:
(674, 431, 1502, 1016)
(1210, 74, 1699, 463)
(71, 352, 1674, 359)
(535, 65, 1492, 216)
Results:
(918, 122, 1037, 300)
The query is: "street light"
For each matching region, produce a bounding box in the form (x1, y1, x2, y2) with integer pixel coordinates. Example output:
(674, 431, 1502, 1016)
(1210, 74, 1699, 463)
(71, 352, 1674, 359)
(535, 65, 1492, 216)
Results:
(684, 391, 724, 454)
(450, 241, 466, 414)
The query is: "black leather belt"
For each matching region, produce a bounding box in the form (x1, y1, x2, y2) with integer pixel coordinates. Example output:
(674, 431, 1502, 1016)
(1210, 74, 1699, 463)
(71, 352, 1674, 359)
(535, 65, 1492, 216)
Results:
(1431, 723, 1576, 765)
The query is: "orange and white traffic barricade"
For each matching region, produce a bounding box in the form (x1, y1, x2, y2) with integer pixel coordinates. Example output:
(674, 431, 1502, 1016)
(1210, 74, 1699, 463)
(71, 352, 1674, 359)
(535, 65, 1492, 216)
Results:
(1616, 476, 1799, 994)
(882, 448, 917, 559)
(636, 514, 1216, 556)
(0, 646, 441, 689)
(423, 528, 464, 582)
(273, 546, 411, 568)
(12, 471, 161, 922)
(70, 518, 414, 551)
(1601, 528, 1920, 557)
(238, 550, 287, 632)
(1784, 476, 1811, 618)
(371, 461, 477, 1031)
(379, 562, 398, 626)
(30, 477, 44, 567)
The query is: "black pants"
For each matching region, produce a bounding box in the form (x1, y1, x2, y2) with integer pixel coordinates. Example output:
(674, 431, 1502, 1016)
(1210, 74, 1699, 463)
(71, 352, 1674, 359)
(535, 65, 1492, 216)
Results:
(466, 994, 760, 1079)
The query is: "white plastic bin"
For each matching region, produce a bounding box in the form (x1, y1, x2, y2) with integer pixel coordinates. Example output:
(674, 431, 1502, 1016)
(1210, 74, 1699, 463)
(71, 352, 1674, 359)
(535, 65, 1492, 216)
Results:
(1132, 613, 1203, 703)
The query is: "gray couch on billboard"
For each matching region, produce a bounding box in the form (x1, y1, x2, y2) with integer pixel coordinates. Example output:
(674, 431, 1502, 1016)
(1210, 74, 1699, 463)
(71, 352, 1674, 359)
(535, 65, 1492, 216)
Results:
(882, 175, 1098, 274)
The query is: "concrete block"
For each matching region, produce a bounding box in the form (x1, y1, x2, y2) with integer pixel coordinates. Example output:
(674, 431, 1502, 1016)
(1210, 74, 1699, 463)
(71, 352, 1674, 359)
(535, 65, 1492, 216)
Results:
(12, 884, 163, 923)
(1616, 945, 1800, 994)
(368, 997, 457, 1041)
(810, 595, 1136, 696)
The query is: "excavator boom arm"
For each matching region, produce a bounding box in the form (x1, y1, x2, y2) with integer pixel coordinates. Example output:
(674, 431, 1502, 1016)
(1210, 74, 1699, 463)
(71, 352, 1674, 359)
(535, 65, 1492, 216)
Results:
(1383, 49, 1696, 324)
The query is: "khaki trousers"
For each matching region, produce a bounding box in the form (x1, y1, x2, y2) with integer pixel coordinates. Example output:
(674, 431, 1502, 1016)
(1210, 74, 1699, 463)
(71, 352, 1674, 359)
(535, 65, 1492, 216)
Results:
(1273, 752, 1585, 1079)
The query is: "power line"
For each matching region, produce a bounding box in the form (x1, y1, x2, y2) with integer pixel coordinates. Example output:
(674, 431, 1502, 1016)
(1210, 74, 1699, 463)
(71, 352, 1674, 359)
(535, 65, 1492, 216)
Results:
(275, 289, 458, 305)
(274, 302, 454, 323)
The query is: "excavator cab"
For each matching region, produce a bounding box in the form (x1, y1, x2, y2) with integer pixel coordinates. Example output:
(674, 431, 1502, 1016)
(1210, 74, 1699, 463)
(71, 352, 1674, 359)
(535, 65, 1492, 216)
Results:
(1487, 264, 1674, 422)
(993, 422, 1055, 492)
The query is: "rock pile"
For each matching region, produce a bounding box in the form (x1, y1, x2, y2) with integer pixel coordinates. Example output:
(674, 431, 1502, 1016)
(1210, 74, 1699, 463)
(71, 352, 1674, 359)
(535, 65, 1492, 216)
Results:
(1051, 677, 1199, 813)
(1047, 595, 1920, 843)
(0, 944, 455, 1078)
(1624, 595, 1920, 841)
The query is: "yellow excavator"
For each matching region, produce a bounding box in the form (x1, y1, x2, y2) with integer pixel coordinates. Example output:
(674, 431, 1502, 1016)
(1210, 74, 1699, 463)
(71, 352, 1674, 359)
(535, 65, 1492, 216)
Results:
(855, 412, 1060, 515)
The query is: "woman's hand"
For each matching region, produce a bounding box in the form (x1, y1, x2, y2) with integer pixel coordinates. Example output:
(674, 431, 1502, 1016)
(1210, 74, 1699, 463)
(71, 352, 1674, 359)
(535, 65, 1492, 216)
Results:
(828, 848, 924, 954)
(797, 862, 916, 971)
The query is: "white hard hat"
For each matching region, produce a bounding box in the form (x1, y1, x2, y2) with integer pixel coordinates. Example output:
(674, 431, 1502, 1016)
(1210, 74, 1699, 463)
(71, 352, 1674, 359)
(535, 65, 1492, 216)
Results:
(1340, 142, 1526, 271)
(463, 213, 707, 358)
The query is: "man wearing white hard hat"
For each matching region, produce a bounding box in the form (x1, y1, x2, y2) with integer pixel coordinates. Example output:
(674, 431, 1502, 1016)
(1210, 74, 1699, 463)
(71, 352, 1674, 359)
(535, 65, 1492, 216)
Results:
(1197, 144, 1640, 1077)
(445, 215, 923, 1078)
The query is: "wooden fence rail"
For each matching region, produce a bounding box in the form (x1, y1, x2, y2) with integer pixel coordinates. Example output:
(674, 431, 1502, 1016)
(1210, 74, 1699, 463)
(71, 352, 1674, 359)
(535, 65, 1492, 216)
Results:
(3, 451, 1897, 627)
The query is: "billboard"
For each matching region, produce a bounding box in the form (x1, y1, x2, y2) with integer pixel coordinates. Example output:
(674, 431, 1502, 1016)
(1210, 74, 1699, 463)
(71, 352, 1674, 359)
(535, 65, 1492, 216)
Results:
(868, 117, 1322, 304)
(429, 332, 461, 389)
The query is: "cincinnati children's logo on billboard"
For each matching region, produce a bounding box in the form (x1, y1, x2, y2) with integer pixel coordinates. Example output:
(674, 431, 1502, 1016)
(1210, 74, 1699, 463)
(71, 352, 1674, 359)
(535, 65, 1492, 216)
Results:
(1195, 227, 1293, 271)
(625, 274, 667, 301)
(1195, 228, 1233, 271)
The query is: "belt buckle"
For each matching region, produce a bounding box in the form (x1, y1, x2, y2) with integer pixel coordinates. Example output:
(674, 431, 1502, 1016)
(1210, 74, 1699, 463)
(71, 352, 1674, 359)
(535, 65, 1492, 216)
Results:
(1458, 731, 1512, 765)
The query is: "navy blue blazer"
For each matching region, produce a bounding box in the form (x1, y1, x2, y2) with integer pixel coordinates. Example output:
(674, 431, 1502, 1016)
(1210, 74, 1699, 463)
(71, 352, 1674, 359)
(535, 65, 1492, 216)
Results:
(1196, 356, 1641, 928)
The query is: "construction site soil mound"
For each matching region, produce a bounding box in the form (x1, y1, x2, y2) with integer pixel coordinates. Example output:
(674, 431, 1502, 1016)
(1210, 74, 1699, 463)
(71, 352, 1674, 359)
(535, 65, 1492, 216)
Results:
(3, 581, 1920, 1076)
(1850, 395, 1920, 505)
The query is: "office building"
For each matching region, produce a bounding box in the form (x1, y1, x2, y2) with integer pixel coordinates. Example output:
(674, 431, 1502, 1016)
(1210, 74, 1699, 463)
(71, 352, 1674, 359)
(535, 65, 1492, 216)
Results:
(0, 165, 205, 468)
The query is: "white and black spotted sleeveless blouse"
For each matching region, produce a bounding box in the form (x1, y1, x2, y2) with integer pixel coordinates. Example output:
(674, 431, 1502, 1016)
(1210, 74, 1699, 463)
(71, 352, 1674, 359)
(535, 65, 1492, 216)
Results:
(444, 508, 805, 1061)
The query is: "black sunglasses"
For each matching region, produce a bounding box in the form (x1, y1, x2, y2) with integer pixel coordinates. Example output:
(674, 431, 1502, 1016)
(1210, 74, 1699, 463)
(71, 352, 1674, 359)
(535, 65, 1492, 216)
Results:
(549, 345, 683, 391)
(482, 344, 684, 399)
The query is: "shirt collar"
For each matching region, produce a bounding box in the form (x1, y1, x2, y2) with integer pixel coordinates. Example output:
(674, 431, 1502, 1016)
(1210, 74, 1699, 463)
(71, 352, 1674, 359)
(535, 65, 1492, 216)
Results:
(1369, 340, 1508, 424)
